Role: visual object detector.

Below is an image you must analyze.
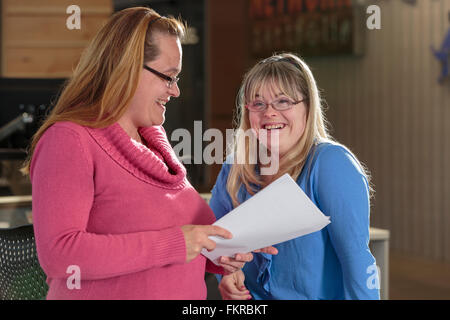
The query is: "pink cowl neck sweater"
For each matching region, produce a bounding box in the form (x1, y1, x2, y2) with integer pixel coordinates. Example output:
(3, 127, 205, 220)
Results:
(30, 121, 224, 300)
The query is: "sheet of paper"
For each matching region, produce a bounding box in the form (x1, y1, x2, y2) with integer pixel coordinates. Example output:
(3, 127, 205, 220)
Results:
(202, 173, 331, 265)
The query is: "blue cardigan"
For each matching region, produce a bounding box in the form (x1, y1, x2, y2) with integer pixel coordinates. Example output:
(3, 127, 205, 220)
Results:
(209, 142, 380, 300)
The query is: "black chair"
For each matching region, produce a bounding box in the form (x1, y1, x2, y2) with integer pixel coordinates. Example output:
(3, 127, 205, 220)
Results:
(0, 224, 48, 300)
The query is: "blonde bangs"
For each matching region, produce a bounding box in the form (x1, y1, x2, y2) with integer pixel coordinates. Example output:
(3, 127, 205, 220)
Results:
(244, 63, 305, 105)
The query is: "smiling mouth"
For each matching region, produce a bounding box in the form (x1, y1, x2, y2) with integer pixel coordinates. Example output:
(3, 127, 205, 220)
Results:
(262, 123, 286, 130)
(156, 99, 167, 108)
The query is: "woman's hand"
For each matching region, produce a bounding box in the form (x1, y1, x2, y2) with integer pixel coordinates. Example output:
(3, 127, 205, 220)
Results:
(253, 245, 279, 255)
(219, 270, 251, 300)
(217, 252, 253, 274)
(181, 225, 232, 263)
(217, 244, 278, 274)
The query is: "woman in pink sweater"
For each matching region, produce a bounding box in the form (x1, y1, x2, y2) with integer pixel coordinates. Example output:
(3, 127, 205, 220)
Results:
(21, 7, 273, 300)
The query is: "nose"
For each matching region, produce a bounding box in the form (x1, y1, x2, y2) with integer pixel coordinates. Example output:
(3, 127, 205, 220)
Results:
(168, 82, 180, 98)
(263, 103, 279, 117)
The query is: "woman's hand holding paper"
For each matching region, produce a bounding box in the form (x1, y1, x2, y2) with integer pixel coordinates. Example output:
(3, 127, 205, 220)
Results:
(219, 270, 251, 300)
(253, 246, 279, 255)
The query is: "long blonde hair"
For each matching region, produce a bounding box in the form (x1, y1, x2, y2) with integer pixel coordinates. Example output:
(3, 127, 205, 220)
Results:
(21, 7, 185, 175)
(227, 53, 333, 207)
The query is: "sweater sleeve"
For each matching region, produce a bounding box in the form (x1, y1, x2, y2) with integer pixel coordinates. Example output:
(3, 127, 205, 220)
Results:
(30, 125, 187, 280)
(205, 260, 225, 275)
(313, 145, 380, 300)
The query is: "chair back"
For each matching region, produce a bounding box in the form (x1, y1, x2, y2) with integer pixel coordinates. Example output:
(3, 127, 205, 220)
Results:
(0, 224, 48, 300)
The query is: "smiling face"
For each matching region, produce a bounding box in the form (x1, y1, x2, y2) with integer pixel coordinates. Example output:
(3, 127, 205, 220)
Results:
(118, 33, 182, 140)
(248, 83, 308, 157)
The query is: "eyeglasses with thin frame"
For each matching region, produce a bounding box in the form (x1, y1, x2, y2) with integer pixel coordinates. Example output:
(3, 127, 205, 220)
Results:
(143, 65, 179, 88)
(245, 97, 306, 112)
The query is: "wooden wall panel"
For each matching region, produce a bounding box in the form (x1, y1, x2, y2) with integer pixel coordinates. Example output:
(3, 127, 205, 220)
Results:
(1, 0, 112, 78)
(3, 0, 111, 10)
(5, 16, 107, 44)
(3, 47, 85, 78)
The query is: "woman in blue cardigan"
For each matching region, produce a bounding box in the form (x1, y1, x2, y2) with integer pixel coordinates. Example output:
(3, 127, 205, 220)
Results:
(209, 53, 380, 300)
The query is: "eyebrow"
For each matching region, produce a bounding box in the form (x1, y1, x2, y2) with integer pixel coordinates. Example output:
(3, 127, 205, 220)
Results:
(164, 67, 181, 75)
(255, 93, 285, 98)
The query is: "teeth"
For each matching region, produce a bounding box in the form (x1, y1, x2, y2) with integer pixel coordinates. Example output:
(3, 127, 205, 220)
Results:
(264, 124, 284, 130)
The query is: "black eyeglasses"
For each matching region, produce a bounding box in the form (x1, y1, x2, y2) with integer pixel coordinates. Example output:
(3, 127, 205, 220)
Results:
(143, 65, 179, 88)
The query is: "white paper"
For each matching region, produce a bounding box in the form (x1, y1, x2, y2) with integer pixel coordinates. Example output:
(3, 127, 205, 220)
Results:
(202, 173, 331, 265)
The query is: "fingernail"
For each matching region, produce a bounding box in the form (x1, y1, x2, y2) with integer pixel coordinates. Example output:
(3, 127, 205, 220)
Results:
(247, 296, 252, 300)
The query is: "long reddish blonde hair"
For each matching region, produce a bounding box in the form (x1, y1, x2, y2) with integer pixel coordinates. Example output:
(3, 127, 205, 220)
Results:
(21, 7, 185, 175)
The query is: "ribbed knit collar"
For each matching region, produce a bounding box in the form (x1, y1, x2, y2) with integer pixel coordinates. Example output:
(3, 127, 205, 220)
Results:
(86, 123, 187, 189)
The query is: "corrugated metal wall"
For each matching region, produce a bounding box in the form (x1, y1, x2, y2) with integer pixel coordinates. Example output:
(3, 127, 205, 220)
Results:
(308, 0, 450, 262)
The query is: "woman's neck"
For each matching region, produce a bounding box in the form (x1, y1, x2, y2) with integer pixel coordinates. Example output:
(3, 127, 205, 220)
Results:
(117, 120, 144, 144)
